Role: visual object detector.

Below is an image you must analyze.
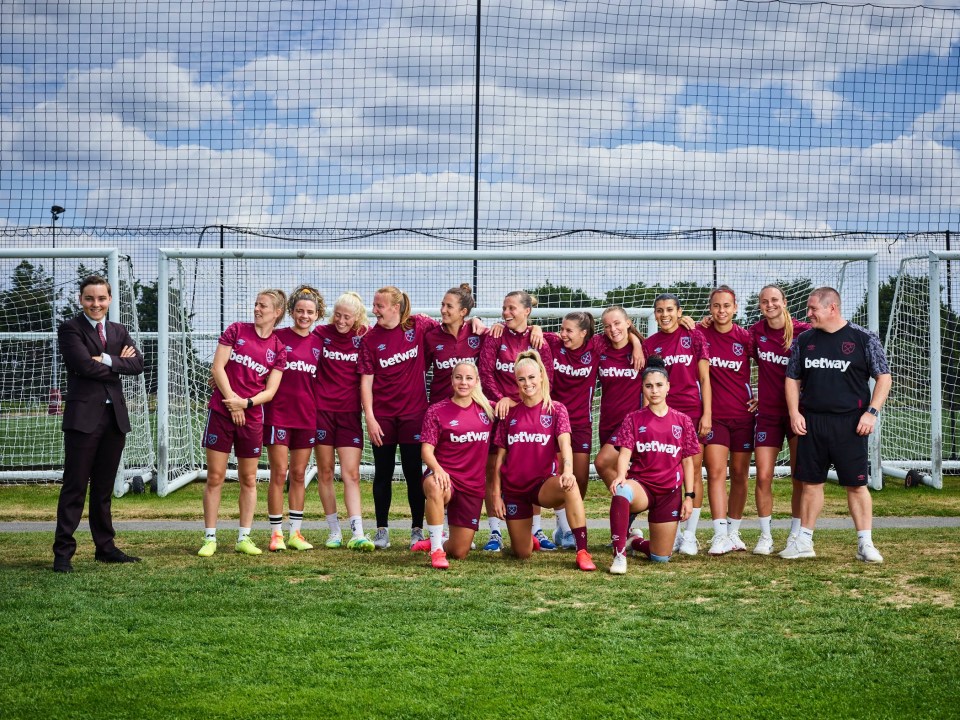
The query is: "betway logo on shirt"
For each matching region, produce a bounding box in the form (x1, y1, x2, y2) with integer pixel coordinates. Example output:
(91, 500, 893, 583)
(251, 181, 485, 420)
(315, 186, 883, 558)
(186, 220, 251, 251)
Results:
(285, 359, 317, 374)
(710, 357, 743, 372)
(496, 359, 515, 373)
(323, 347, 357, 362)
(554, 359, 592, 377)
(757, 350, 788, 365)
(379, 346, 418, 367)
(230, 350, 268, 376)
(635, 439, 681, 456)
(662, 354, 693, 367)
(507, 431, 552, 446)
(435, 356, 476, 370)
(805, 357, 851, 372)
(449, 430, 490, 443)
(599, 366, 638, 379)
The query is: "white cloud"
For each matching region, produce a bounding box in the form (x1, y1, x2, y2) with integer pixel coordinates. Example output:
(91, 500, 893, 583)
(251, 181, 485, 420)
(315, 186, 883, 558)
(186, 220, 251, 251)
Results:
(911, 92, 960, 144)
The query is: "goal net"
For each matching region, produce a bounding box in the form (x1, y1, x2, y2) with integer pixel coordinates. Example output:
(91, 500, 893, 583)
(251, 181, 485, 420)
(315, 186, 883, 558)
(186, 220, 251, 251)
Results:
(0, 249, 153, 495)
(156, 244, 879, 495)
(884, 253, 960, 488)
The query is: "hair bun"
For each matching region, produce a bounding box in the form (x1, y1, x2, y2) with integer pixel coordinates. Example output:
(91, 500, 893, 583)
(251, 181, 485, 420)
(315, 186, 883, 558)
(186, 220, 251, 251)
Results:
(459, 282, 472, 293)
(646, 355, 667, 369)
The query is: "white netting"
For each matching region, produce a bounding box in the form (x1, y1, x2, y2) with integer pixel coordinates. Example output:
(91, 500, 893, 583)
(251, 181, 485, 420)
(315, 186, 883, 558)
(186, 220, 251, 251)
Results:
(0, 252, 153, 491)
(157, 247, 874, 494)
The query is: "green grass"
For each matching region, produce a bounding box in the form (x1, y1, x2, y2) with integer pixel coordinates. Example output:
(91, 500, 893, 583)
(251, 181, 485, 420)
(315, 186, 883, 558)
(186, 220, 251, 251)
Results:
(1, 529, 958, 719)
(2, 473, 959, 522)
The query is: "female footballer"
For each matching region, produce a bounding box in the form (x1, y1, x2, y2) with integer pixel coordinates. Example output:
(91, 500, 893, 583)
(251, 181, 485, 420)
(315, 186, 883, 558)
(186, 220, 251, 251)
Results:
(424, 283, 484, 404)
(607, 356, 700, 574)
(489, 350, 596, 572)
(199, 290, 287, 557)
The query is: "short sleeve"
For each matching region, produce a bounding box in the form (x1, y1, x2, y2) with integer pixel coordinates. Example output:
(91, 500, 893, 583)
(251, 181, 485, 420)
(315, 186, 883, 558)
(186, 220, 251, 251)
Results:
(692, 329, 710, 362)
(420, 403, 441, 446)
(357, 336, 375, 375)
(614, 413, 636, 450)
(218, 322, 240, 347)
(553, 402, 571, 436)
(681, 413, 701, 458)
(269, 340, 287, 372)
(494, 416, 509, 449)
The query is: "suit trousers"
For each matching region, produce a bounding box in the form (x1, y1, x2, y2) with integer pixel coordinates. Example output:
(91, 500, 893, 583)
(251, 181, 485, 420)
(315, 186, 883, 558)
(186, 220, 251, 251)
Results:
(53, 403, 126, 560)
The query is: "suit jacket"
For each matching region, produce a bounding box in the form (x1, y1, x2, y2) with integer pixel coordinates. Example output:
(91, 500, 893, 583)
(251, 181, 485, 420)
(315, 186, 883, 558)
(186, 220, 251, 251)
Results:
(58, 313, 145, 434)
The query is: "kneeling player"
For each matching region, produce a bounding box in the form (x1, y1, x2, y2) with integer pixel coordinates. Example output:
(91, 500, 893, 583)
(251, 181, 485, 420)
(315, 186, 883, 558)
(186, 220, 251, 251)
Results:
(415, 362, 493, 569)
(608, 357, 700, 574)
(489, 351, 596, 572)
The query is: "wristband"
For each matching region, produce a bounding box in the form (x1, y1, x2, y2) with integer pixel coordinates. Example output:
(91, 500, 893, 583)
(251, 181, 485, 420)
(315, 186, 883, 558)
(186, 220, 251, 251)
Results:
(247, 398, 254, 409)
(866, 406, 879, 417)
(684, 492, 695, 499)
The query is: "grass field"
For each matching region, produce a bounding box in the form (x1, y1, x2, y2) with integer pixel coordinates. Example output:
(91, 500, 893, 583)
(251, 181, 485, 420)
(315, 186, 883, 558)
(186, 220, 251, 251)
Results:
(1, 482, 959, 718)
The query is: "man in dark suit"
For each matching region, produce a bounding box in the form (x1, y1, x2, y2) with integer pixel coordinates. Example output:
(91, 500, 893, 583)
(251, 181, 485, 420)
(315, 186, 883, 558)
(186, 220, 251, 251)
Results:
(52, 275, 145, 572)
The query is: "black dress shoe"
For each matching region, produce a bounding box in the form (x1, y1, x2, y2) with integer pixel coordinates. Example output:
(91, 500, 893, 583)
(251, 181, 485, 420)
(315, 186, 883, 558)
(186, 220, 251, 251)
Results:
(94, 548, 141, 564)
(53, 559, 74, 573)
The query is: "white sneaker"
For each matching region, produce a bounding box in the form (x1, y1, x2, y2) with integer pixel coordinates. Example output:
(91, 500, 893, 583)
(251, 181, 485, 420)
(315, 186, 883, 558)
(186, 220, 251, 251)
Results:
(753, 534, 774, 556)
(708, 533, 734, 556)
(629, 526, 644, 542)
(779, 535, 815, 559)
(373, 527, 391, 549)
(857, 542, 884, 564)
(673, 529, 684, 553)
(786, 531, 798, 549)
(677, 534, 699, 556)
(728, 530, 746, 551)
(609, 551, 628, 575)
(409, 527, 425, 549)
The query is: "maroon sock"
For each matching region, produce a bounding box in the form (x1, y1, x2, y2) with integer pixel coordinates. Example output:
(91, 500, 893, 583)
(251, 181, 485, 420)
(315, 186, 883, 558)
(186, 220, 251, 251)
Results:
(571, 526, 587, 552)
(610, 495, 630, 554)
(632, 538, 651, 559)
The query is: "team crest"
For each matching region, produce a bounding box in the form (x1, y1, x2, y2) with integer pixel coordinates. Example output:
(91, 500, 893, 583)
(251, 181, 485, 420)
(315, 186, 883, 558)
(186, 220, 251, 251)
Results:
(581, 352, 592, 365)
(705, 430, 714, 441)
(540, 415, 553, 428)
(277, 429, 287, 441)
(757, 432, 767, 443)
(507, 503, 518, 517)
(680, 336, 692, 349)
(842, 342, 856, 355)
(352, 336, 361, 348)
(468, 336, 480, 349)
(478, 412, 490, 425)
(207, 434, 218, 445)
(312, 347, 320, 360)
(733, 343, 744, 356)
(266, 349, 276, 363)
(405, 329, 416, 342)
(672, 424, 683, 440)
(317, 429, 327, 441)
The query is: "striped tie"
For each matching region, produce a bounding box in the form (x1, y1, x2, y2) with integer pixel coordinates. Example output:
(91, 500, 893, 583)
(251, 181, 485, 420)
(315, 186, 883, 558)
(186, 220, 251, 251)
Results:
(97, 322, 106, 348)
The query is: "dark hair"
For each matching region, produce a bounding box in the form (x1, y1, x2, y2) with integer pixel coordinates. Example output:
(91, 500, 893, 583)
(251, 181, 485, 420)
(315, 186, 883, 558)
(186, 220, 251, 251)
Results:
(445, 283, 476, 314)
(563, 311, 595, 341)
(709, 285, 737, 304)
(642, 355, 670, 381)
(79, 275, 111, 296)
(288, 284, 326, 319)
(653, 292, 681, 310)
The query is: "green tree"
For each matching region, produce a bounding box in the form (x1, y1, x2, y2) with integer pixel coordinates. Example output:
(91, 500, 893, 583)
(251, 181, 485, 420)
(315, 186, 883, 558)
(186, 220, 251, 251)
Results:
(743, 278, 816, 328)
(524, 281, 595, 332)
(0, 261, 58, 402)
(604, 281, 714, 327)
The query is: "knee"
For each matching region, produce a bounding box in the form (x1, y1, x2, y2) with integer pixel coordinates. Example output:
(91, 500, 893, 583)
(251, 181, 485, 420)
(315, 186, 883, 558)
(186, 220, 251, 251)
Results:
(447, 547, 469, 560)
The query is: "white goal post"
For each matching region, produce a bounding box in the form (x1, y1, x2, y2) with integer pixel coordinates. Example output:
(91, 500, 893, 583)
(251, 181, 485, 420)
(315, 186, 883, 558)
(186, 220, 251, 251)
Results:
(0, 248, 154, 496)
(156, 247, 881, 496)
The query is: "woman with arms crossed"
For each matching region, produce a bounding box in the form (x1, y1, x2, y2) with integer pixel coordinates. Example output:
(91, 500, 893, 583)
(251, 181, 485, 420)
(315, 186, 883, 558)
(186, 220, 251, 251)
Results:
(314, 292, 375, 551)
(607, 357, 700, 574)
(479, 291, 554, 552)
(750, 285, 810, 554)
(264, 286, 324, 552)
(413, 362, 494, 569)
(199, 290, 287, 557)
(700, 286, 756, 556)
(643, 293, 711, 556)
(489, 350, 596, 572)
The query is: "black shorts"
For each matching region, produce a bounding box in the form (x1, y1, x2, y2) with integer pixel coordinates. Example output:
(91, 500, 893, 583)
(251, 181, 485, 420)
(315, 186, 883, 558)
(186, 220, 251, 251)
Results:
(795, 411, 868, 487)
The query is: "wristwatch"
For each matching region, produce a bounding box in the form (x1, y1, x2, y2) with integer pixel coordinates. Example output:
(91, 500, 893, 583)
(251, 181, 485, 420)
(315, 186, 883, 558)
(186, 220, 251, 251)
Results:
(246, 398, 254, 409)
(866, 406, 879, 416)
(684, 492, 696, 499)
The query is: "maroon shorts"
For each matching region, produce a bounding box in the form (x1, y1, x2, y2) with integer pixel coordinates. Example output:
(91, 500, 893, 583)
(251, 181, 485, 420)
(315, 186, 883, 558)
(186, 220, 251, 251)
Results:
(316, 410, 364, 449)
(704, 416, 755, 452)
(446, 488, 484, 530)
(633, 478, 683, 524)
(598, 419, 620, 448)
(569, 423, 592, 455)
(501, 479, 548, 521)
(203, 410, 263, 459)
(263, 425, 316, 450)
(375, 413, 424, 446)
(754, 413, 793, 449)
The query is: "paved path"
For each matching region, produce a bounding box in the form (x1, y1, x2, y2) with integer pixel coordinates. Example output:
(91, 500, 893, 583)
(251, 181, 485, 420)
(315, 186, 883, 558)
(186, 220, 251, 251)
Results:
(3, 516, 959, 533)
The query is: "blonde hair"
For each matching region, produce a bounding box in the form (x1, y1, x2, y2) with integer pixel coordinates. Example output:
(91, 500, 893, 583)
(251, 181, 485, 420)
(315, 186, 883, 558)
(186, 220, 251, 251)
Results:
(505, 290, 538, 311)
(333, 291, 369, 332)
(759, 284, 794, 351)
(451, 361, 493, 418)
(288, 284, 326, 320)
(257, 289, 287, 325)
(601, 305, 644, 342)
(514, 349, 551, 407)
(377, 285, 413, 330)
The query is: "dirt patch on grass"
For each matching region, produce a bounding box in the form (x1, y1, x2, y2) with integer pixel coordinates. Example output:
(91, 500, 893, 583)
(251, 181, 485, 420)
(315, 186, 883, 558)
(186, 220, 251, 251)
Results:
(882, 573, 956, 608)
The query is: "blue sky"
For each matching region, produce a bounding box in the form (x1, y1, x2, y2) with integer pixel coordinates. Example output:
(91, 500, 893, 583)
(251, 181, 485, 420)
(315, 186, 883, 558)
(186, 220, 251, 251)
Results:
(1, 0, 958, 233)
